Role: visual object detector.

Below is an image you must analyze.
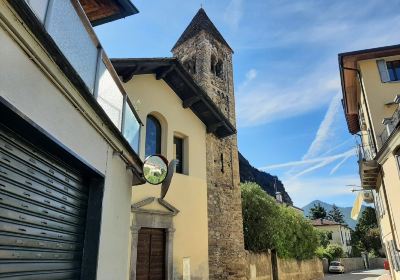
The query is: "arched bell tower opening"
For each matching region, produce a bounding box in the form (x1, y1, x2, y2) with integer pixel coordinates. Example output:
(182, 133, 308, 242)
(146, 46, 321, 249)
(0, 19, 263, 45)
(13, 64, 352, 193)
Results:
(172, 8, 246, 280)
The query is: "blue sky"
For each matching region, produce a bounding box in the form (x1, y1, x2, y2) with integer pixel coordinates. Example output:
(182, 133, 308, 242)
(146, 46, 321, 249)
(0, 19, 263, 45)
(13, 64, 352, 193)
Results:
(95, 0, 400, 207)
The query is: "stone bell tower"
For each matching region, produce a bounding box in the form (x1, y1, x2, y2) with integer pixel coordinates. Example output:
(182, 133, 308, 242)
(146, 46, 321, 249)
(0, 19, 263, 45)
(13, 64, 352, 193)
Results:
(172, 8, 246, 280)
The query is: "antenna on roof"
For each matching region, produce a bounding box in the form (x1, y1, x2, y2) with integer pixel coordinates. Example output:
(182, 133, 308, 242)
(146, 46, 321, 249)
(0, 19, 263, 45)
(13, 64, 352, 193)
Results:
(200, 3, 203, 9)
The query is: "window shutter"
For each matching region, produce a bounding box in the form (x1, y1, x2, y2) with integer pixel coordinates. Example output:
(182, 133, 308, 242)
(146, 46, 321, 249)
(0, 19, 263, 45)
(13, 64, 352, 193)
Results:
(377, 59, 390, 82)
(375, 192, 381, 217)
(387, 242, 398, 271)
(379, 191, 386, 216)
(391, 240, 400, 271)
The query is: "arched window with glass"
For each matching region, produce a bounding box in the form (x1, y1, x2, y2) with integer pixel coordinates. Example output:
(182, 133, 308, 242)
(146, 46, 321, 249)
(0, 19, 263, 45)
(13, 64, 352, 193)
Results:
(145, 115, 162, 157)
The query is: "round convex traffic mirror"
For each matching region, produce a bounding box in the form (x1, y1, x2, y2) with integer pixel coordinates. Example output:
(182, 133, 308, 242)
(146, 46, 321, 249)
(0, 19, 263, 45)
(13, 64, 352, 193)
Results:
(143, 155, 168, 185)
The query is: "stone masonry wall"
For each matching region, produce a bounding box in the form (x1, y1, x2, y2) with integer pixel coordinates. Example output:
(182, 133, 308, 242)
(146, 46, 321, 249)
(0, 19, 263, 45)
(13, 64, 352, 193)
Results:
(246, 251, 324, 280)
(173, 30, 246, 280)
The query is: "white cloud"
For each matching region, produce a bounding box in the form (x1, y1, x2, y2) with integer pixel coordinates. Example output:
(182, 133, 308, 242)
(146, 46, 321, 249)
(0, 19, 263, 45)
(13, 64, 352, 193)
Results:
(230, 0, 396, 204)
(223, 0, 243, 29)
(261, 149, 355, 170)
(236, 66, 340, 127)
(284, 175, 360, 207)
(239, 69, 257, 90)
(234, 1, 400, 128)
(246, 69, 257, 81)
(329, 153, 353, 175)
(256, 90, 357, 180)
(235, 1, 400, 51)
(302, 93, 342, 160)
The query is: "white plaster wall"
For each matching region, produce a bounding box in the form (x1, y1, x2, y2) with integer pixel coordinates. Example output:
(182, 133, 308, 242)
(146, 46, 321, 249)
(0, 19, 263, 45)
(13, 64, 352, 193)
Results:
(0, 11, 136, 279)
(97, 148, 133, 280)
(0, 26, 108, 174)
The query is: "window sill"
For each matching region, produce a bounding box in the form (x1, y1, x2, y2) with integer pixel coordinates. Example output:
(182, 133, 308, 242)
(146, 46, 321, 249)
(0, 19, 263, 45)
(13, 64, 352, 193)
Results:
(174, 172, 189, 177)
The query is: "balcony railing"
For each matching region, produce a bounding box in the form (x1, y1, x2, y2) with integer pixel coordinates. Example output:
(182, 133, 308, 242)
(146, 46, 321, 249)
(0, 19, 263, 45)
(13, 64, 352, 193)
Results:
(357, 144, 380, 190)
(357, 144, 374, 162)
(378, 103, 400, 149)
(24, 0, 141, 153)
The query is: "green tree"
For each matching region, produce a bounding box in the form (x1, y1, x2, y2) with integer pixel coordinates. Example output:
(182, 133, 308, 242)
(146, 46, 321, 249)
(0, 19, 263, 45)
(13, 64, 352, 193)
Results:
(351, 207, 382, 256)
(241, 182, 281, 252)
(315, 246, 333, 261)
(309, 203, 327, 220)
(317, 231, 332, 248)
(356, 207, 378, 232)
(241, 182, 319, 260)
(325, 244, 344, 260)
(327, 204, 345, 224)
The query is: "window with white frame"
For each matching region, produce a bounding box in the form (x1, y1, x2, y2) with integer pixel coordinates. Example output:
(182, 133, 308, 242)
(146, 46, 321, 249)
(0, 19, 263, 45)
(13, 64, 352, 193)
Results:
(377, 59, 400, 82)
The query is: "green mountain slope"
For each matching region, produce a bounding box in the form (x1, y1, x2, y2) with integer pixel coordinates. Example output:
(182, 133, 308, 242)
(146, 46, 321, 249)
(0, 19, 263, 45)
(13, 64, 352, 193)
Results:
(238, 152, 293, 204)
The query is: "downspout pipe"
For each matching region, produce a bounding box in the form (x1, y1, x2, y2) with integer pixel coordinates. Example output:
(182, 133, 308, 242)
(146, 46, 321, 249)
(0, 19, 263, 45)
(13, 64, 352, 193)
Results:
(340, 65, 378, 154)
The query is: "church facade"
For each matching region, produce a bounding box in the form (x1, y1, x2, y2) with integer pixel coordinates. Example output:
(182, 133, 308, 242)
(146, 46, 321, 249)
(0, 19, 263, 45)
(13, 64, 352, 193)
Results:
(113, 8, 246, 280)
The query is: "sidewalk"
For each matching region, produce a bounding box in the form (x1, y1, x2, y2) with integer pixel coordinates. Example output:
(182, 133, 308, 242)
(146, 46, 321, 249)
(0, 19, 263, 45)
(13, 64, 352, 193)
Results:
(377, 272, 391, 280)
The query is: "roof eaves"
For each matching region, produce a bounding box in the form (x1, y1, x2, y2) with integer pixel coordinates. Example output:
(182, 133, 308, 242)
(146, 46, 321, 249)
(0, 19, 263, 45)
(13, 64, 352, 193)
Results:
(111, 57, 237, 138)
(91, 0, 139, 26)
(338, 43, 400, 59)
(338, 54, 361, 134)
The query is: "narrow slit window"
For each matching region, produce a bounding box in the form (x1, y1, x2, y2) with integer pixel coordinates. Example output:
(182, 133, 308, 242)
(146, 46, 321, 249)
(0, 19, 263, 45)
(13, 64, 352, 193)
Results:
(220, 153, 224, 173)
(174, 137, 184, 174)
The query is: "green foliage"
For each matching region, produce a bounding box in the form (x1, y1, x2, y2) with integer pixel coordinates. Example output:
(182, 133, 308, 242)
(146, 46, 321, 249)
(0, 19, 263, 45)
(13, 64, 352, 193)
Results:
(356, 207, 378, 232)
(241, 182, 319, 260)
(309, 203, 327, 220)
(315, 246, 333, 261)
(351, 207, 383, 256)
(325, 244, 344, 260)
(327, 204, 345, 224)
(317, 231, 332, 248)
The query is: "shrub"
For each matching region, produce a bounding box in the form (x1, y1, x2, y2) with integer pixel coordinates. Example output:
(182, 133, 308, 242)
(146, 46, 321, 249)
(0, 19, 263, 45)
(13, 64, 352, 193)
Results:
(325, 244, 344, 260)
(241, 182, 320, 260)
(315, 246, 333, 261)
(317, 231, 331, 248)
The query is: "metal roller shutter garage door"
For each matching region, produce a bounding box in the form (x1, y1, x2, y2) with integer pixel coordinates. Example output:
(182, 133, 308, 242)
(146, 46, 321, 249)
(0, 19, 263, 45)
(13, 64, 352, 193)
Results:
(0, 124, 89, 279)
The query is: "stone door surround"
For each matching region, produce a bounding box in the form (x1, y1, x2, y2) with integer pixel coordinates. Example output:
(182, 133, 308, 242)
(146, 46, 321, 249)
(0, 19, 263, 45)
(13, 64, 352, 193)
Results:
(130, 197, 179, 280)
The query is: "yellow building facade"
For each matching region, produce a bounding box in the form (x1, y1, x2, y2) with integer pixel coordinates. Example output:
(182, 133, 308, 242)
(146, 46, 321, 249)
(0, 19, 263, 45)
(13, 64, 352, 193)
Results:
(125, 73, 210, 279)
(340, 45, 400, 279)
(112, 54, 238, 278)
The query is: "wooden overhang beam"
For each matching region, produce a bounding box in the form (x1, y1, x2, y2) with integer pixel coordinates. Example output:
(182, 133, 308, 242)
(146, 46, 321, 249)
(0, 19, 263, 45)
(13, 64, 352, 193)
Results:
(156, 65, 175, 80)
(182, 96, 201, 108)
(120, 65, 145, 83)
(120, 66, 136, 83)
(174, 65, 236, 136)
(207, 121, 225, 134)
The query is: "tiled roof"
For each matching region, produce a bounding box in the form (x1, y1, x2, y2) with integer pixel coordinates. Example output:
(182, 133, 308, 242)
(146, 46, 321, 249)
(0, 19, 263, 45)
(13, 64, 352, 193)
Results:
(172, 8, 233, 52)
(311, 219, 342, 226)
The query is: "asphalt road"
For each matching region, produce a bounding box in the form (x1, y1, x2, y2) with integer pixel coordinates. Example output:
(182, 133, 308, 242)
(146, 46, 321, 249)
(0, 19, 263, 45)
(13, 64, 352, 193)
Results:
(324, 269, 388, 280)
